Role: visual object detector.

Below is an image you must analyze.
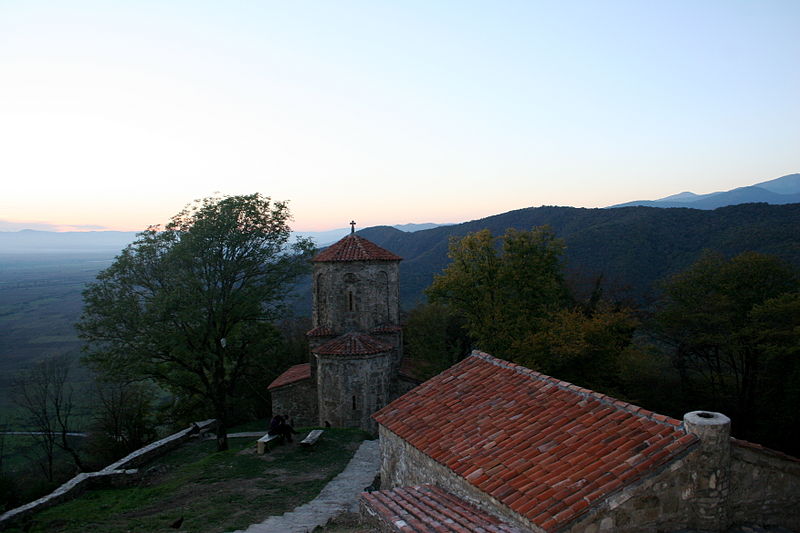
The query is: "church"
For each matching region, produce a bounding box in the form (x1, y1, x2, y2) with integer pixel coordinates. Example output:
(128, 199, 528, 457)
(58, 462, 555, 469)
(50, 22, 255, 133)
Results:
(268, 227, 419, 433)
(268, 227, 800, 532)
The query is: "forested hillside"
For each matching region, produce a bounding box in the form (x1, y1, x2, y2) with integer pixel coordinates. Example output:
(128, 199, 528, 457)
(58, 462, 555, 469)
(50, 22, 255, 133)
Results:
(351, 203, 800, 308)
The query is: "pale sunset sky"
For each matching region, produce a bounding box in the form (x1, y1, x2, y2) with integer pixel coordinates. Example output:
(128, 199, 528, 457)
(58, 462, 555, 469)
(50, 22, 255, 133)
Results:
(1, 1, 798, 232)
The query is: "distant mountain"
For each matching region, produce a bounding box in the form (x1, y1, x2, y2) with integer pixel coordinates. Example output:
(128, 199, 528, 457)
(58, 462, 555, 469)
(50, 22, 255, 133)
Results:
(294, 223, 451, 247)
(0, 230, 138, 254)
(609, 173, 800, 209)
(0, 223, 453, 254)
(339, 203, 800, 309)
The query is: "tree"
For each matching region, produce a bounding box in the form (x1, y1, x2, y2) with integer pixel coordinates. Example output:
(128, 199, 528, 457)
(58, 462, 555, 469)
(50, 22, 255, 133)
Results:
(426, 227, 569, 359)
(515, 301, 640, 395)
(85, 378, 158, 465)
(403, 302, 472, 380)
(78, 194, 314, 451)
(12, 356, 85, 480)
(653, 251, 800, 444)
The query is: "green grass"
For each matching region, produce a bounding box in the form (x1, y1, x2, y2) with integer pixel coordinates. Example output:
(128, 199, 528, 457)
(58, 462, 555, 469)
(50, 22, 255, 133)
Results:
(10, 427, 370, 533)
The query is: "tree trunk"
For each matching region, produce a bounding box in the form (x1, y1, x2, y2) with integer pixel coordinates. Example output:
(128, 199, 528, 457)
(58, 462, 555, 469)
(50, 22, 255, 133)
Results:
(215, 402, 229, 452)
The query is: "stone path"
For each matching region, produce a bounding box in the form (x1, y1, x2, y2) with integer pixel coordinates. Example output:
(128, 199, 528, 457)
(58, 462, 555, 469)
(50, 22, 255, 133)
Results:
(230, 439, 381, 533)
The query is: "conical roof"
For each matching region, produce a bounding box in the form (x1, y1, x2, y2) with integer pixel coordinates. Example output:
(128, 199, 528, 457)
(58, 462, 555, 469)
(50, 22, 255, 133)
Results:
(312, 234, 402, 262)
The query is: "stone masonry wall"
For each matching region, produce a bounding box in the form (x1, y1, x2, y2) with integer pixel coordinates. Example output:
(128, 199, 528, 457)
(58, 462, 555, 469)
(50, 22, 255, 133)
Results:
(312, 261, 400, 333)
(319, 353, 392, 434)
(270, 379, 318, 427)
(562, 449, 699, 533)
(728, 442, 800, 531)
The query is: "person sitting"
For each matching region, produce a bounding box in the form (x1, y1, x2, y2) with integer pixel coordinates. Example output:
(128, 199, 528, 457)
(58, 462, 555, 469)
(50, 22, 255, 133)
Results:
(281, 414, 299, 435)
(268, 415, 295, 443)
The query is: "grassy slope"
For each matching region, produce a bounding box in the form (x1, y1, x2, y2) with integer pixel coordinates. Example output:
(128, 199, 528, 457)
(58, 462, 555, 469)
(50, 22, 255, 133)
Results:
(9, 426, 370, 533)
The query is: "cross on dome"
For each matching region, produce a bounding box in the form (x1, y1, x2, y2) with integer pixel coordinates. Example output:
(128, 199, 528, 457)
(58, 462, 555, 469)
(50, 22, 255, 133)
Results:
(350, 220, 356, 234)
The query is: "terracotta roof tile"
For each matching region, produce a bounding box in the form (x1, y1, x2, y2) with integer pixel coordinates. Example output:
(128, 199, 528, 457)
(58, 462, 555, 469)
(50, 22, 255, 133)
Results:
(267, 363, 311, 390)
(373, 351, 699, 532)
(360, 484, 524, 532)
(312, 234, 402, 262)
(306, 326, 336, 337)
(313, 332, 393, 356)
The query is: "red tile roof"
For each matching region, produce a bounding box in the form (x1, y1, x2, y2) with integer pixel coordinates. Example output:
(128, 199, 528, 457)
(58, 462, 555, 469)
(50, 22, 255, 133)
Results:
(306, 326, 336, 337)
(312, 234, 402, 262)
(361, 484, 523, 532)
(373, 351, 698, 532)
(268, 363, 311, 390)
(313, 332, 393, 356)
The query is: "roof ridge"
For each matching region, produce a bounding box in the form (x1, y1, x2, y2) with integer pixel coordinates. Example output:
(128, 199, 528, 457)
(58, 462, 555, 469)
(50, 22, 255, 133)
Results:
(470, 350, 685, 430)
(312, 234, 402, 262)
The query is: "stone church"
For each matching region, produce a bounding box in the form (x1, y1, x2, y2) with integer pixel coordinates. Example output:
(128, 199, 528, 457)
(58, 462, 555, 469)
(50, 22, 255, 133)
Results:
(268, 229, 419, 433)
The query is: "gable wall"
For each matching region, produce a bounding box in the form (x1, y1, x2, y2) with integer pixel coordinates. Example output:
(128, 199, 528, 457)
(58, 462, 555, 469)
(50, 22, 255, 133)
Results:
(562, 449, 698, 532)
(728, 444, 800, 530)
(379, 425, 541, 532)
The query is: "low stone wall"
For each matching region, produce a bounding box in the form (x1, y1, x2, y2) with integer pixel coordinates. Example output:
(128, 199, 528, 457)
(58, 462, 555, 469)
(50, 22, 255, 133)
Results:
(0, 419, 215, 530)
(104, 418, 215, 471)
(728, 440, 800, 531)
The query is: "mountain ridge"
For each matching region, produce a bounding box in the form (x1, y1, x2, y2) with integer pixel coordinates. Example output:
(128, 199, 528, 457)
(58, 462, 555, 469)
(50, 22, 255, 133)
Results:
(349, 203, 800, 308)
(609, 173, 800, 209)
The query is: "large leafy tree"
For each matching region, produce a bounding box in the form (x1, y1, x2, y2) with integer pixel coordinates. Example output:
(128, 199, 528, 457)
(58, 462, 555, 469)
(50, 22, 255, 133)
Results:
(403, 302, 471, 380)
(654, 251, 800, 445)
(78, 194, 314, 451)
(516, 301, 640, 395)
(426, 227, 569, 359)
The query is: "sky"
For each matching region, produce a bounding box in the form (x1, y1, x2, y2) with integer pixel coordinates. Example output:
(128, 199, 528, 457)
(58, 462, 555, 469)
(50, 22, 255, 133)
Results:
(1, 1, 798, 232)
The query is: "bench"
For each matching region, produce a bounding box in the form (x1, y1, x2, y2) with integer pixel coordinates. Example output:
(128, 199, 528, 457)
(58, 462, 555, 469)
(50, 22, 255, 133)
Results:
(257, 433, 281, 454)
(300, 429, 324, 447)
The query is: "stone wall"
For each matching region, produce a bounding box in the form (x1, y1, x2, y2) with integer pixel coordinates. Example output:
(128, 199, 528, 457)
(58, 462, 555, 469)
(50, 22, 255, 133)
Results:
(0, 419, 215, 530)
(312, 261, 400, 333)
(563, 450, 698, 532)
(318, 352, 393, 434)
(728, 441, 800, 531)
(270, 378, 318, 427)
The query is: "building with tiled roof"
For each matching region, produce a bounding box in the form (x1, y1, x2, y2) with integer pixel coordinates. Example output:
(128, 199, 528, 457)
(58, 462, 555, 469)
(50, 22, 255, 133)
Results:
(364, 351, 800, 533)
(267, 363, 311, 390)
(269, 227, 421, 431)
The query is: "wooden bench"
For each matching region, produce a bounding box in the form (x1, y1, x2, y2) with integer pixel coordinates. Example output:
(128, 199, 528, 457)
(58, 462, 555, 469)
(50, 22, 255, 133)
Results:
(300, 429, 324, 447)
(257, 433, 281, 454)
